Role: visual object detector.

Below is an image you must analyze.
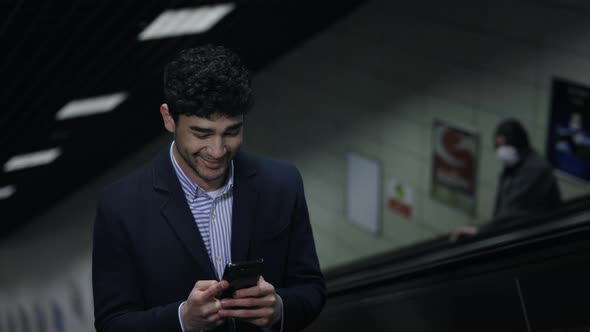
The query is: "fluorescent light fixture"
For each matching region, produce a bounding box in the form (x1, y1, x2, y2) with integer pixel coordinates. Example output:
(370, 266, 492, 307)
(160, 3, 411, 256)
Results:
(4, 147, 62, 172)
(138, 4, 235, 40)
(0, 185, 16, 200)
(56, 92, 127, 120)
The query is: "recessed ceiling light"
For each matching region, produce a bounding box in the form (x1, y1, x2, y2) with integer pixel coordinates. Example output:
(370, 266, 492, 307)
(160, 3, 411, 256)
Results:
(138, 4, 235, 40)
(56, 92, 127, 120)
(4, 147, 62, 172)
(0, 185, 16, 200)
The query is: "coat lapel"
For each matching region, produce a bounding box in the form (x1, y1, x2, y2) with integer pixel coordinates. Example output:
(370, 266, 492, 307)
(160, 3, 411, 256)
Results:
(231, 151, 259, 263)
(153, 148, 217, 280)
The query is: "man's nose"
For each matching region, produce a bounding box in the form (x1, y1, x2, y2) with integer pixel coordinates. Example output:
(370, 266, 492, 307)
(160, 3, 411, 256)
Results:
(207, 139, 226, 159)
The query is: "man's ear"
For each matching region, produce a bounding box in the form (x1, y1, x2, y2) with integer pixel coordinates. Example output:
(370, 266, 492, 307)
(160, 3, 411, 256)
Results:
(160, 104, 176, 133)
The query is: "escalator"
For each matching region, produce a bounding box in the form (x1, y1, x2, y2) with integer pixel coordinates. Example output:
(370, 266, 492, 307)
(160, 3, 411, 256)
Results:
(307, 196, 590, 332)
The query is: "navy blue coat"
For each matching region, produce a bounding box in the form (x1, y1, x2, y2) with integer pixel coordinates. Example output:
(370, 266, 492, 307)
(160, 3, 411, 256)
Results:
(92, 148, 326, 332)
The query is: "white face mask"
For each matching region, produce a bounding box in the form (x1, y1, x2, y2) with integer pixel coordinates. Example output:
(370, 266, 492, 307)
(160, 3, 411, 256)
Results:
(496, 145, 519, 167)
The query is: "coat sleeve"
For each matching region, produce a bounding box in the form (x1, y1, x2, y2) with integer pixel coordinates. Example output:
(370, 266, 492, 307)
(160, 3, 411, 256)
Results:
(275, 169, 327, 332)
(92, 191, 183, 332)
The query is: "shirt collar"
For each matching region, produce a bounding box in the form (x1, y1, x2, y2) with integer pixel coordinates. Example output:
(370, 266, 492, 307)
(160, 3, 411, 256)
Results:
(169, 141, 234, 200)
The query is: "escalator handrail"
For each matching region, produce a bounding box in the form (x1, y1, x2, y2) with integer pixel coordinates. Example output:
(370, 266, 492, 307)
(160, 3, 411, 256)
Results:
(325, 204, 590, 296)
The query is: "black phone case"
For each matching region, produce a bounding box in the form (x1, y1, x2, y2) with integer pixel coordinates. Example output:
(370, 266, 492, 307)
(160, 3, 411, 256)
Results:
(218, 258, 263, 298)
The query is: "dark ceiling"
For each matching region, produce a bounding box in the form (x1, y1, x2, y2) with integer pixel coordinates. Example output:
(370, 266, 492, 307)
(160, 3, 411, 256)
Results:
(0, 0, 364, 239)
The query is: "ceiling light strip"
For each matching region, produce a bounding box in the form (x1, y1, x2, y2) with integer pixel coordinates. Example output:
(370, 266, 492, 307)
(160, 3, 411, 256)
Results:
(4, 147, 62, 172)
(138, 4, 235, 40)
(56, 92, 127, 120)
(0, 185, 16, 200)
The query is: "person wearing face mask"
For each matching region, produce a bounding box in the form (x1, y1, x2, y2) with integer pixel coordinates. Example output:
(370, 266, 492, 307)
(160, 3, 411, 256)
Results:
(493, 119, 562, 220)
(450, 119, 562, 242)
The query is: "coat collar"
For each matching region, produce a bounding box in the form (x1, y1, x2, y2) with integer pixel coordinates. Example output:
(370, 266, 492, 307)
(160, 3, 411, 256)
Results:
(152, 148, 259, 276)
(230, 150, 259, 263)
(152, 148, 216, 279)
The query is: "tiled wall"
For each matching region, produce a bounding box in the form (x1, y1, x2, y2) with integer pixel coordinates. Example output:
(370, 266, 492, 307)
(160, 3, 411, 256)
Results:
(246, 0, 590, 269)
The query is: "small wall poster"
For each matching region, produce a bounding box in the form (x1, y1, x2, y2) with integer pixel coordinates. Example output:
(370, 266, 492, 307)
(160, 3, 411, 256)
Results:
(346, 152, 381, 235)
(431, 120, 479, 215)
(387, 179, 413, 218)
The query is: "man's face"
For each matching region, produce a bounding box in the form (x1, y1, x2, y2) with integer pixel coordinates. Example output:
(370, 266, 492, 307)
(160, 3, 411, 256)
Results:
(162, 106, 243, 191)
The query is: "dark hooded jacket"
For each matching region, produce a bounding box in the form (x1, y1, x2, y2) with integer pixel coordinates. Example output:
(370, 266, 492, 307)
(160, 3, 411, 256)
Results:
(492, 119, 562, 223)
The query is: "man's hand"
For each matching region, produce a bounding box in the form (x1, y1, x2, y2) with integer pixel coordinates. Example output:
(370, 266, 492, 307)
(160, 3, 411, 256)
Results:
(219, 276, 282, 328)
(181, 280, 230, 332)
(449, 225, 478, 242)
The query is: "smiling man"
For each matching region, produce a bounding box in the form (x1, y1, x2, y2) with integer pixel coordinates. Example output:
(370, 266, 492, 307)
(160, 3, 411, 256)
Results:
(92, 45, 326, 332)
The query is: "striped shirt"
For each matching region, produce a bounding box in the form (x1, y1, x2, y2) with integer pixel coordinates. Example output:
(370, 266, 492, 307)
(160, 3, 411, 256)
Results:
(170, 142, 233, 279)
(172, 143, 285, 332)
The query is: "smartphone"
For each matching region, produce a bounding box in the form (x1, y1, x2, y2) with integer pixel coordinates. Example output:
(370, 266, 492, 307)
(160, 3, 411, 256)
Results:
(218, 258, 264, 298)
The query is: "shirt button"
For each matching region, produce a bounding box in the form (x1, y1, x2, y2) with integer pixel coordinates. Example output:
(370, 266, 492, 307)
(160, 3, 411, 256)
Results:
(216, 256, 221, 262)
(212, 212, 216, 220)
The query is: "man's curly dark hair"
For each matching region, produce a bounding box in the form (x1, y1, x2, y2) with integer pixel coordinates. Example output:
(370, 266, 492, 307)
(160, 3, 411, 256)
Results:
(163, 45, 254, 120)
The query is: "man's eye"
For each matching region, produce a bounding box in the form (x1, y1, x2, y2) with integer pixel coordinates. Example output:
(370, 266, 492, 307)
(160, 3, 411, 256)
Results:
(225, 130, 240, 136)
(195, 134, 210, 139)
